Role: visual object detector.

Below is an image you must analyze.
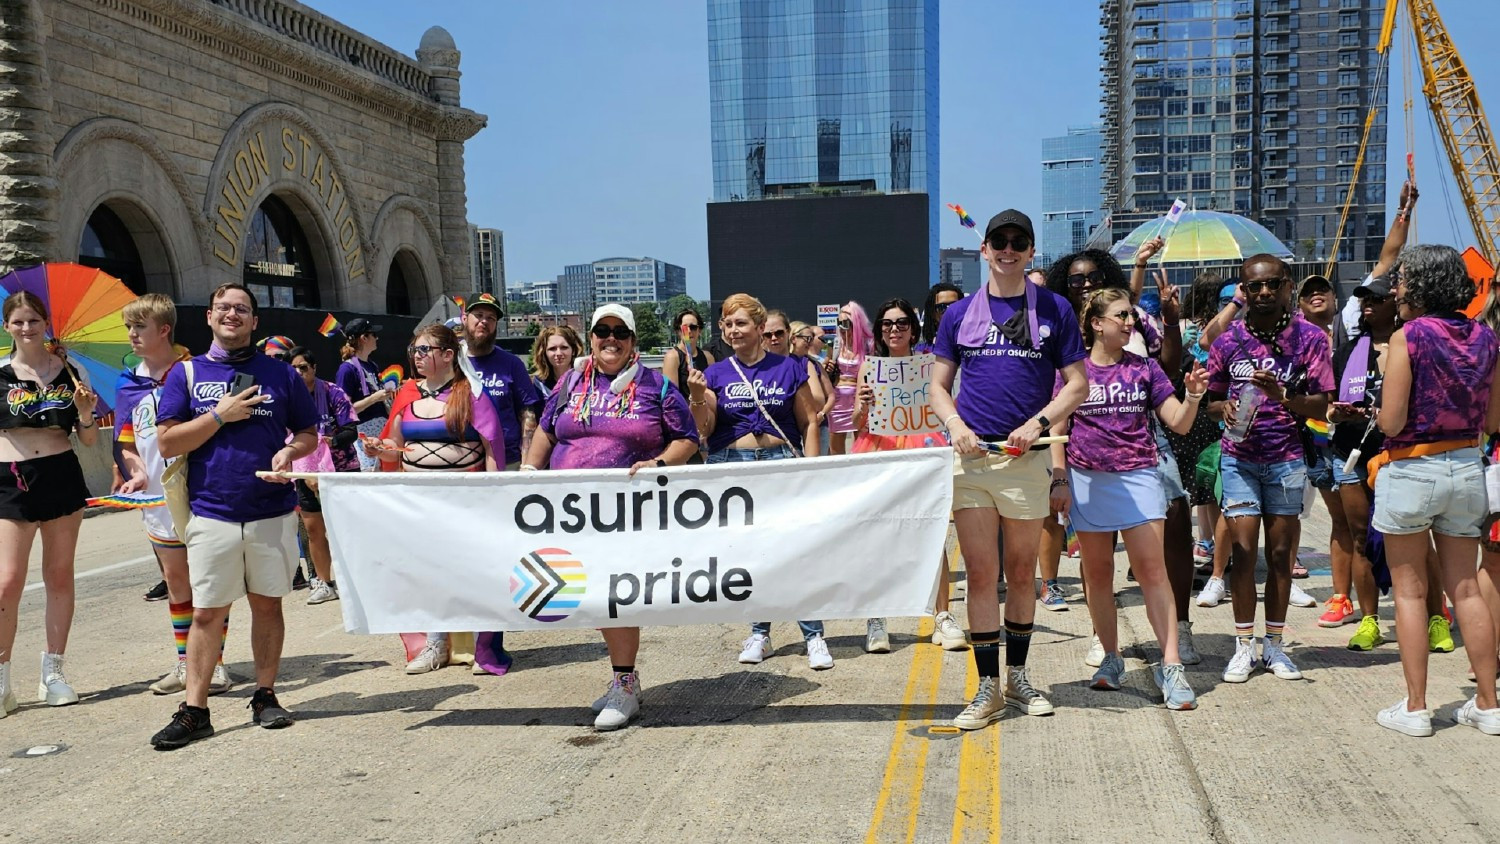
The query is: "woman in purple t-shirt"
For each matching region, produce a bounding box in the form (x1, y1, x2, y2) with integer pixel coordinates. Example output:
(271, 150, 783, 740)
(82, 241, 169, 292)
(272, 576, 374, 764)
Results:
(686, 294, 826, 670)
(1371, 245, 1500, 738)
(1060, 289, 1206, 710)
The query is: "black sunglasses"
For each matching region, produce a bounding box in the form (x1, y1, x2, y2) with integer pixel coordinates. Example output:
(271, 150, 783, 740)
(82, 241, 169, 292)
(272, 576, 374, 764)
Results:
(879, 318, 914, 330)
(934, 301, 952, 313)
(762, 328, 787, 340)
(292, 363, 312, 372)
(681, 323, 701, 331)
(837, 318, 853, 330)
(988, 233, 1032, 252)
(1361, 294, 1392, 305)
(1067, 270, 1108, 289)
(1243, 278, 1289, 294)
(591, 324, 635, 341)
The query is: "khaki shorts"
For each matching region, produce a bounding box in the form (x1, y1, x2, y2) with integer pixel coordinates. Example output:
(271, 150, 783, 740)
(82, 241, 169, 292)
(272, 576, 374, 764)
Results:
(952, 448, 1050, 520)
(184, 513, 299, 608)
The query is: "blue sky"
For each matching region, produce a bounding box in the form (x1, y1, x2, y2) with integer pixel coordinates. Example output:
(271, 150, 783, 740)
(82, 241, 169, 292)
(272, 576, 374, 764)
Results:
(304, 1, 1500, 298)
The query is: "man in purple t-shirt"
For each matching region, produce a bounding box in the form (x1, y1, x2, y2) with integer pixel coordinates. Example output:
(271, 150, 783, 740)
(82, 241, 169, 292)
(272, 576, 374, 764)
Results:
(462, 293, 543, 468)
(1206, 255, 1333, 686)
(929, 210, 1089, 730)
(149, 283, 318, 750)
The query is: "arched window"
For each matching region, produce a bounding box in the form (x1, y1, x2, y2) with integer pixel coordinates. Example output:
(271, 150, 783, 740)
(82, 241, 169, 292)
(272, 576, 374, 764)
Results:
(78, 205, 147, 294)
(243, 195, 319, 308)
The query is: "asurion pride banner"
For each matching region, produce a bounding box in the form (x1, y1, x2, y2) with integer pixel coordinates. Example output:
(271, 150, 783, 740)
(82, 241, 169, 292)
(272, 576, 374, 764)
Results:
(318, 449, 955, 634)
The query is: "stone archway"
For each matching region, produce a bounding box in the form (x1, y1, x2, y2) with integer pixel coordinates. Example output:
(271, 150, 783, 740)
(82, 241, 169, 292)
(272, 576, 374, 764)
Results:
(385, 249, 426, 316)
(367, 194, 444, 313)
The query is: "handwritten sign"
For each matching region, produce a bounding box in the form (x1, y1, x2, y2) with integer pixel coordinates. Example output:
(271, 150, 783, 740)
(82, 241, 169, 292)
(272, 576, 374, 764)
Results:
(861, 354, 942, 436)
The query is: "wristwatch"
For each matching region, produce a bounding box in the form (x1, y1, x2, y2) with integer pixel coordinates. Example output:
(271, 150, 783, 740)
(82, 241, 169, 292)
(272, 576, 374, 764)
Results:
(654, 459, 666, 468)
(1035, 414, 1051, 430)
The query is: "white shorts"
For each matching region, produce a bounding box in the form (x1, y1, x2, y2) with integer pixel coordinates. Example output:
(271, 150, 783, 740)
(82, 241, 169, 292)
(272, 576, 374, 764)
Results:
(184, 513, 299, 608)
(141, 505, 181, 548)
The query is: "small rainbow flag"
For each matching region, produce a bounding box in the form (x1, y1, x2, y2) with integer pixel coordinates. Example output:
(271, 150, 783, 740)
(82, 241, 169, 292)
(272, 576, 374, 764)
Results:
(379, 364, 404, 389)
(453, 295, 467, 310)
(1063, 519, 1081, 558)
(317, 313, 341, 338)
(87, 493, 165, 510)
(1306, 418, 1331, 449)
(945, 203, 977, 230)
(260, 335, 294, 355)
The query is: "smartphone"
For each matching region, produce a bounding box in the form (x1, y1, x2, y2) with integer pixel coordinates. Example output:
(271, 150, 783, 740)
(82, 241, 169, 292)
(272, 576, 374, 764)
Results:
(230, 371, 257, 395)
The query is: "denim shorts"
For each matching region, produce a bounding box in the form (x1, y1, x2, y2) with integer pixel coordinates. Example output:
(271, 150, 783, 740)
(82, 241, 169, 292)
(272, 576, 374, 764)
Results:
(1154, 424, 1187, 502)
(1371, 448, 1487, 537)
(707, 445, 795, 463)
(1307, 445, 1361, 491)
(1219, 453, 1307, 518)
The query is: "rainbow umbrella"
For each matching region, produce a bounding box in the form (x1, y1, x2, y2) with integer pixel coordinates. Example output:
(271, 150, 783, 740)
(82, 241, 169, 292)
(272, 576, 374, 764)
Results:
(0, 263, 138, 413)
(1109, 209, 1293, 264)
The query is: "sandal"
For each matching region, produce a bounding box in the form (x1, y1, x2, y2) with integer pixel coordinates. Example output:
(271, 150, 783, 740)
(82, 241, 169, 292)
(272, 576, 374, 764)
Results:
(1291, 559, 1309, 579)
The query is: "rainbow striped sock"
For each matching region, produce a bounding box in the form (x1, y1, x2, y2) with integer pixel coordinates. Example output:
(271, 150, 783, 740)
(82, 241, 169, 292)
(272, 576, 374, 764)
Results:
(169, 601, 192, 658)
(1234, 622, 1255, 645)
(1265, 620, 1286, 645)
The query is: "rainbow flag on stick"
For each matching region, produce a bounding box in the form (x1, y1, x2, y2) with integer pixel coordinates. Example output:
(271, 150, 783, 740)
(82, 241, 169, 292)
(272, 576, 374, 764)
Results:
(680, 324, 697, 363)
(379, 364, 404, 390)
(1063, 519, 1081, 558)
(946, 203, 978, 234)
(317, 313, 341, 338)
(1306, 418, 1331, 449)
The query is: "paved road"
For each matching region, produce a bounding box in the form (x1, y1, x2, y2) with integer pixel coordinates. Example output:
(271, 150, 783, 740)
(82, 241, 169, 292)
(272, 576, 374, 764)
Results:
(4, 508, 1497, 843)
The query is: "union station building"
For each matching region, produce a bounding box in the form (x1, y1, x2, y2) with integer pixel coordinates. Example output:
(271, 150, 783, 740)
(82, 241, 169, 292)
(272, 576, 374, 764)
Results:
(1, 0, 487, 316)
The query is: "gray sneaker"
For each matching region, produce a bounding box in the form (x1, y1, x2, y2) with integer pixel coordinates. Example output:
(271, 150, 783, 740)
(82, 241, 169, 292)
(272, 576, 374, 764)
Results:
(306, 580, 339, 605)
(1176, 621, 1202, 665)
(593, 673, 641, 731)
(1090, 653, 1126, 691)
(149, 660, 187, 695)
(1154, 663, 1197, 710)
(208, 662, 232, 696)
(1004, 667, 1055, 716)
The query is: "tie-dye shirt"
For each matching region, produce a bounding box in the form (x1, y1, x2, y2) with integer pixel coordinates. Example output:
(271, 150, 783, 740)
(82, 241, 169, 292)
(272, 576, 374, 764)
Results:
(1064, 352, 1178, 472)
(1206, 314, 1335, 464)
(1385, 314, 1498, 450)
(541, 367, 698, 470)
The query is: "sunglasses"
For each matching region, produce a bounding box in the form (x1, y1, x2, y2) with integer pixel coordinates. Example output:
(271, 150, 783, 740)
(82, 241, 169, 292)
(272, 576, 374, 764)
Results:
(793, 332, 816, 343)
(988, 233, 1032, 252)
(408, 344, 440, 357)
(762, 329, 787, 340)
(1361, 294, 1392, 306)
(879, 318, 914, 331)
(292, 363, 312, 372)
(1105, 310, 1137, 323)
(934, 301, 952, 314)
(837, 318, 852, 330)
(591, 324, 635, 341)
(1243, 278, 1289, 294)
(1067, 270, 1107, 289)
(681, 323, 701, 332)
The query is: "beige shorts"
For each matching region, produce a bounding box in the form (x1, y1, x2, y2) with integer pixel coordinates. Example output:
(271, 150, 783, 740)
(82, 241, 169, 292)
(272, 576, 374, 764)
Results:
(952, 447, 1050, 520)
(184, 513, 299, 608)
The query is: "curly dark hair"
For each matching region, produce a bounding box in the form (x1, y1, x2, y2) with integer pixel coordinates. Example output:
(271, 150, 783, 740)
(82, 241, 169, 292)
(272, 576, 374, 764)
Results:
(1045, 249, 1128, 305)
(921, 282, 963, 345)
(1395, 244, 1476, 315)
(871, 298, 921, 355)
(1186, 270, 1226, 323)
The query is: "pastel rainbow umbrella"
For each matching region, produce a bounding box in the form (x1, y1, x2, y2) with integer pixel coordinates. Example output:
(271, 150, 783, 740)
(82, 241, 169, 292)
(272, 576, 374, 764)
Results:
(0, 262, 138, 413)
(1109, 209, 1293, 264)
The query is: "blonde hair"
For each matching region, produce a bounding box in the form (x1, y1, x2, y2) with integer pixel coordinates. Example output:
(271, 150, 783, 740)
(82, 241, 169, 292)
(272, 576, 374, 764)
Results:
(121, 293, 177, 342)
(529, 325, 583, 380)
(1081, 287, 1134, 348)
(720, 293, 767, 325)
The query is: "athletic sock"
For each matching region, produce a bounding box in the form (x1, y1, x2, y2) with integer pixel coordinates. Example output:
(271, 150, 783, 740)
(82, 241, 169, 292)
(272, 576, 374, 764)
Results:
(1003, 620, 1034, 667)
(1265, 620, 1285, 645)
(1234, 621, 1255, 645)
(970, 630, 1000, 678)
(169, 601, 192, 658)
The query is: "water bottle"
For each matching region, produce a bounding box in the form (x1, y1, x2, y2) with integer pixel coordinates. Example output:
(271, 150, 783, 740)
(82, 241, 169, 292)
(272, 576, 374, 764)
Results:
(1223, 382, 1265, 443)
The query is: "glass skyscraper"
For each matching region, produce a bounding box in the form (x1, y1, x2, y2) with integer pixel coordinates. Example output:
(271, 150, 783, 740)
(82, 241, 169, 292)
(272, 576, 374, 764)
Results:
(1040, 126, 1106, 268)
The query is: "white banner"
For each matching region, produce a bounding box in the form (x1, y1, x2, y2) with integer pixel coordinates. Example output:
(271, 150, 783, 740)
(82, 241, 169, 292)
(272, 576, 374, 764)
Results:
(318, 450, 954, 634)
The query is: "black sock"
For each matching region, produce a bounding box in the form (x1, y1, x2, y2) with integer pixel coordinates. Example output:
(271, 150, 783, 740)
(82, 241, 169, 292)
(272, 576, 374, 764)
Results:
(611, 664, 635, 675)
(1004, 620, 1034, 667)
(971, 630, 1000, 678)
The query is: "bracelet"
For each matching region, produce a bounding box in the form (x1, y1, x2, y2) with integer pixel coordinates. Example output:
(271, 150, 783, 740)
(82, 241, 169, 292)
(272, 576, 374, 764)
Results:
(520, 464, 538, 472)
(1186, 390, 1206, 401)
(943, 413, 963, 429)
(1231, 297, 1246, 310)
(79, 419, 96, 429)
(1050, 477, 1070, 489)
(689, 398, 707, 407)
(210, 409, 225, 427)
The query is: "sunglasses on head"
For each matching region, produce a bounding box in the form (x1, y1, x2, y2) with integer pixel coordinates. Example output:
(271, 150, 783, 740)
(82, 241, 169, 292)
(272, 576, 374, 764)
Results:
(591, 324, 634, 341)
(1067, 270, 1107, 289)
(762, 328, 787, 340)
(879, 317, 913, 331)
(988, 233, 1032, 252)
(1242, 278, 1288, 294)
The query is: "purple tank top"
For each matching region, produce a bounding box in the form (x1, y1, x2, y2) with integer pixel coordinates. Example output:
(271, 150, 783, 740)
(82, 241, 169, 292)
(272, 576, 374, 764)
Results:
(1385, 314, 1498, 450)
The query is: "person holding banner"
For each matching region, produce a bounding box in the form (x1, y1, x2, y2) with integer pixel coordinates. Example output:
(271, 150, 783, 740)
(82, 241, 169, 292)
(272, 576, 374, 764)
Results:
(852, 298, 966, 652)
(1370, 245, 1500, 737)
(686, 294, 827, 669)
(523, 304, 700, 730)
(662, 308, 716, 395)
(930, 209, 1089, 729)
(1061, 288, 1205, 709)
(335, 318, 393, 471)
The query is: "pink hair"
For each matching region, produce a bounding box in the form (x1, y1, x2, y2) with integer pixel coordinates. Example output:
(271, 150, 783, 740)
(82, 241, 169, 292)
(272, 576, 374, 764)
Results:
(837, 301, 873, 366)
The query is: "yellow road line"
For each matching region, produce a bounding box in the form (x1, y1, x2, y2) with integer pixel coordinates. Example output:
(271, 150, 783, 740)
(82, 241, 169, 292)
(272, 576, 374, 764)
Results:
(864, 617, 943, 844)
(949, 659, 1000, 844)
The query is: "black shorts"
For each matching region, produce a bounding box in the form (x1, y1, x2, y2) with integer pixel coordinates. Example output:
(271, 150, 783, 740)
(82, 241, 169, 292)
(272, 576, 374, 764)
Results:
(0, 450, 90, 522)
(295, 479, 322, 514)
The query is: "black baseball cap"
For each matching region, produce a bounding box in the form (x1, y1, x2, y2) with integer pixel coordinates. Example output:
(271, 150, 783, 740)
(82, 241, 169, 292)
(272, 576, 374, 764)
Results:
(984, 209, 1035, 244)
(343, 317, 382, 336)
(1353, 274, 1394, 298)
(465, 292, 504, 317)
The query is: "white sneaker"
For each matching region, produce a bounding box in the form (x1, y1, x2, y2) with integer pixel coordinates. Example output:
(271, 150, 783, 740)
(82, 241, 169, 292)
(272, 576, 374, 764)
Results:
(865, 618, 891, 654)
(931, 612, 969, 651)
(952, 676, 1002, 730)
(1260, 638, 1303, 679)
(591, 672, 645, 713)
(1222, 638, 1258, 683)
(1196, 576, 1227, 607)
(1003, 666, 1054, 716)
(404, 641, 448, 674)
(0, 661, 14, 719)
(806, 634, 834, 670)
(208, 662, 232, 696)
(150, 659, 188, 695)
(1288, 582, 1317, 608)
(307, 579, 339, 605)
(1377, 698, 1434, 737)
(738, 633, 772, 664)
(1452, 696, 1500, 735)
(38, 652, 78, 706)
(1085, 634, 1106, 668)
(1176, 621, 1202, 665)
(593, 673, 641, 731)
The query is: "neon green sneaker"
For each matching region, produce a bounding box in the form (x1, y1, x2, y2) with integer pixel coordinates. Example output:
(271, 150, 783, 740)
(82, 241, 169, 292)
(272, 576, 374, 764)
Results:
(1428, 615, 1456, 653)
(1347, 616, 1384, 651)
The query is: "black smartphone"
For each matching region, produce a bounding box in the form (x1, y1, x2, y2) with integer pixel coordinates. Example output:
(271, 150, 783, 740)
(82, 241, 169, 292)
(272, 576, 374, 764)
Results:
(230, 371, 257, 395)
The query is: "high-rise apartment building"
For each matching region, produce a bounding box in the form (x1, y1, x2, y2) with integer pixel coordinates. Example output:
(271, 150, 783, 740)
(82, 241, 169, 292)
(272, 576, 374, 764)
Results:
(1099, 0, 1388, 263)
(469, 226, 505, 298)
(591, 257, 687, 305)
(939, 247, 984, 295)
(560, 263, 597, 316)
(706, 0, 939, 319)
(1040, 126, 1106, 268)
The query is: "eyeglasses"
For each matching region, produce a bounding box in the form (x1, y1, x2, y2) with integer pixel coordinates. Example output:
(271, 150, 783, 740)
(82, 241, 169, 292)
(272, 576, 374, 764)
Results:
(837, 318, 853, 330)
(987, 233, 1032, 252)
(211, 303, 252, 316)
(591, 324, 635, 341)
(879, 318, 913, 331)
(762, 329, 787, 340)
(1067, 270, 1107, 289)
(681, 323, 701, 332)
(292, 363, 312, 372)
(1242, 278, 1289, 294)
(1106, 310, 1137, 323)
(408, 344, 439, 357)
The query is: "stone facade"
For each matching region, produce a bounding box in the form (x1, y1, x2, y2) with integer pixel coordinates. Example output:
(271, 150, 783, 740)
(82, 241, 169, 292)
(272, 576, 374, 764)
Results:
(0, 0, 486, 312)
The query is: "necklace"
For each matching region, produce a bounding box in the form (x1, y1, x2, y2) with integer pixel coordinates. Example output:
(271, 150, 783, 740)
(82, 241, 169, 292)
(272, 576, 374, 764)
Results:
(418, 377, 454, 399)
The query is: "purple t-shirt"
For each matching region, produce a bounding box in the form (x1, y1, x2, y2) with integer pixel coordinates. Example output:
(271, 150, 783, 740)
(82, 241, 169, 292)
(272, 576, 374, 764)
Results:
(540, 367, 698, 470)
(1206, 315, 1335, 464)
(704, 353, 809, 453)
(158, 354, 319, 523)
(1065, 352, 1177, 472)
(933, 288, 1087, 437)
(468, 346, 544, 465)
(335, 358, 384, 423)
(1385, 314, 1498, 450)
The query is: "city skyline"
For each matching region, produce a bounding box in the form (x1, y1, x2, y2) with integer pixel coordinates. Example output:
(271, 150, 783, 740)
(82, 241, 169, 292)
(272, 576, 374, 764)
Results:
(305, 0, 1500, 302)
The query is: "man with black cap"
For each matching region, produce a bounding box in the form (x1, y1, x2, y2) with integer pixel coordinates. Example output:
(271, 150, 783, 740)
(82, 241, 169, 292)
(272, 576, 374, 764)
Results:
(460, 293, 542, 470)
(929, 209, 1090, 729)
